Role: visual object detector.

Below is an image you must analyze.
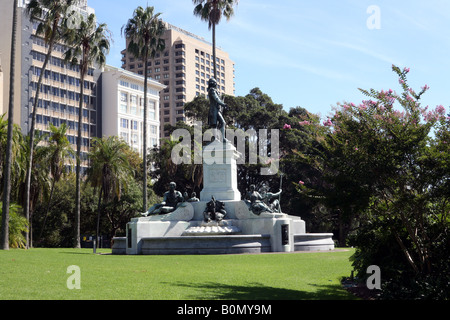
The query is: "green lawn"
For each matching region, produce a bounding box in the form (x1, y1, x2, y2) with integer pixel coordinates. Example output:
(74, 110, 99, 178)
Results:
(0, 248, 357, 300)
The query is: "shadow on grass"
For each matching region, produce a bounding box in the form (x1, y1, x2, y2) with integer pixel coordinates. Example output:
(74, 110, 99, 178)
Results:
(164, 281, 357, 300)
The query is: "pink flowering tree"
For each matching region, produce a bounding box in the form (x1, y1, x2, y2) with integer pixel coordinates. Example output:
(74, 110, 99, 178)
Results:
(294, 65, 449, 297)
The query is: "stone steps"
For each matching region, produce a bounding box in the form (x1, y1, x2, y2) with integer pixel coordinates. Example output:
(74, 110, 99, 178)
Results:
(141, 234, 271, 255)
(112, 232, 335, 255)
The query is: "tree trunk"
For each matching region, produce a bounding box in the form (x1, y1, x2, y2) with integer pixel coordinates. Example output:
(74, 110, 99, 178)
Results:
(142, 49, 149, 212)
(1, 0, 18, 250)
(24, 18, 58, 249)
(75, 58, 86, 248)
(38, 178, 56, 241)
(96, 186, 103, 247)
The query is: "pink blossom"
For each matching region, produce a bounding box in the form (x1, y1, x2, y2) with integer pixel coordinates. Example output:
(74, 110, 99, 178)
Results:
(399, 79, 405, 85)
(299, 120, 311, 126)
(283, 124, 291, 130)
(299, 180, 305, 185)
(435, 105, 446, 115)
(354, 147, 359, 151)
(403, 67, 410, 73)
(323, 119, 333, 127)
(421, 84, 430, 91)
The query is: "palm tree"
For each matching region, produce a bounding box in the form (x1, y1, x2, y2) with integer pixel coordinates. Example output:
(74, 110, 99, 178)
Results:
(22, 131, 51, 248)
(38, 123, 74, 241)
(24, 0, 74, 249)
(87, 136, 133, 246)
(122, 6, 165, 213)
(193, 0, 238, 79)
(1, 0, 19, 250)
(63, 13, 110, 248)
(0, 114, 26, 201)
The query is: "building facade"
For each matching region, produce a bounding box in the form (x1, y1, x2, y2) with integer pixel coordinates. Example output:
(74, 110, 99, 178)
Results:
(98, 65, 165, 155)
(121, 22, 235, 138)
(0, 0, 98, 170)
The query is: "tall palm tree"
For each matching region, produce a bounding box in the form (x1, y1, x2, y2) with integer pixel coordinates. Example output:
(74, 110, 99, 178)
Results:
(1, 0, 19, 250)
(87, 136, 133, 246)
(24, 0, 74, 249)
(193, 0, 238, 79)
(38, 123, 74, 241)
(63, 13, 110, 248)
(122, 6, 165, 213)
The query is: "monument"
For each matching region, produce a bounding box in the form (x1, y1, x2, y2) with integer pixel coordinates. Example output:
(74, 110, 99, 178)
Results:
(112, 78, 334, 255)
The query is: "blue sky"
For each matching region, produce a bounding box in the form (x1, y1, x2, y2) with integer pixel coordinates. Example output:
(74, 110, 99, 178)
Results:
(89, 0, 450, 119)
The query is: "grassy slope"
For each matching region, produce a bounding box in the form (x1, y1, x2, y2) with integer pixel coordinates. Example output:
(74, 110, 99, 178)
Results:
(0, 248, 356, 300)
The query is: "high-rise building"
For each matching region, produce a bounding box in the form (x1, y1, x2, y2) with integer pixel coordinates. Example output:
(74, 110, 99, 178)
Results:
(97, 65, 165, 155)
(0, 0, 98, 170)
(121, 22, 235, 138)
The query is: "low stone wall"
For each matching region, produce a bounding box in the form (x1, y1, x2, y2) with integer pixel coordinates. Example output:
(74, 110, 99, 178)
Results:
(141, 234, 271, 255)
(294, 233, 335, 251)
(111, 237, 127, 255)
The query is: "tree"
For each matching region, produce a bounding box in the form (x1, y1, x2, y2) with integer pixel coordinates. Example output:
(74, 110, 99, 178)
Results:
(38, 123, 74, 241)
(0, 202, 28, 249)
(24, 0, 74, 249)
(0, 114, 26, 202)
(193, 0, 238, 79)
(1, 0, 19, 250)
(22, 131, 50, 247)
(294, 65, 449, 298)
(122, 6, 165, 213)
(63, 13, 110, 248)
(86, 136, 133, 246)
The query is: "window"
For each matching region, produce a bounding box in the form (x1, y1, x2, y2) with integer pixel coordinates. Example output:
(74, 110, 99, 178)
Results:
(120, 104, 127, 113)
(120, 132, 129, 142)
(120, 92, 128, 102)
(120, 118, 129, 129)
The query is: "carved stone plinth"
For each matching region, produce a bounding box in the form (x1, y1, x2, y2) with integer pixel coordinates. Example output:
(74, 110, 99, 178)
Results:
(200, 140, 241, 201)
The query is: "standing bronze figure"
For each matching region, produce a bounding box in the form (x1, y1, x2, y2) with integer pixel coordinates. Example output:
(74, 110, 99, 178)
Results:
(207, 78, 227, 142)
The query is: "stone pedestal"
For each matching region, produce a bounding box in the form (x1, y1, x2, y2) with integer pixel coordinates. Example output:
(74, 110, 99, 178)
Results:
(119, 138, 335, 255)
(200, 140, 241, 201)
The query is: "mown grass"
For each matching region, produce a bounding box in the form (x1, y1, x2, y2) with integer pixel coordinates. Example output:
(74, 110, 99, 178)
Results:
(0, 248, 357, 300)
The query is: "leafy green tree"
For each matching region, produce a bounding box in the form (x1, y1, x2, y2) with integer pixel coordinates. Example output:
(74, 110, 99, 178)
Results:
(0, 114, 26, 203)
(294, 65, 449, 298)
(86, 136, 134, 245)
(122, 6, 165, 213)
(193, 0, 238, 79)
(38, 123, 74, 241)
(0, 202, 28, 249)
(63, 13, 110, 248)
(21, 131, 51, 247)
(162, 88, 319, 220)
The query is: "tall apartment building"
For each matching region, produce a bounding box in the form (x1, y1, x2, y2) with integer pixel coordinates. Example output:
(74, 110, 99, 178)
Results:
(0, 0, 98, 170)
(121, 22, 235, 138)
(98, 65, 165, 155)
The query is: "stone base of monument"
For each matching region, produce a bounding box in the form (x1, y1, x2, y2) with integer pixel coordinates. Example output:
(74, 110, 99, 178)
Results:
(113, 199, 334, 255)
(113, 141, 334, 255)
